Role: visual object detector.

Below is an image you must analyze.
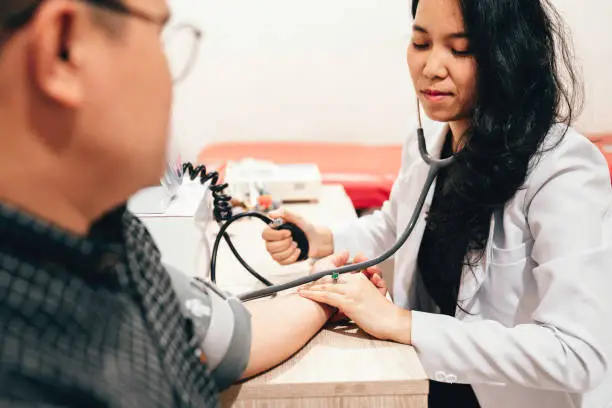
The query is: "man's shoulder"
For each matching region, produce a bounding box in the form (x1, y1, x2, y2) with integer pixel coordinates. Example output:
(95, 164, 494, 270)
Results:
(120, 208, 162, 252)
(0, 253, 126, 334)
(121, 207, 150, 233)
(0, 279, 178, 408)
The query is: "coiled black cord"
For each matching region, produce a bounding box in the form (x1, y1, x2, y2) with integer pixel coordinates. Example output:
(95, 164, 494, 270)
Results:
(183, 163, 233, 223)
(182, 162, 274, 287)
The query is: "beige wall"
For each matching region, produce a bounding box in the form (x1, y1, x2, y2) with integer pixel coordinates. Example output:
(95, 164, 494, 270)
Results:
(168, 0, 612, 160)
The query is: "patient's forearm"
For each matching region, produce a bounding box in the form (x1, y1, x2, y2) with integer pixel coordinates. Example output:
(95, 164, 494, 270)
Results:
(240, 294, 334, 379)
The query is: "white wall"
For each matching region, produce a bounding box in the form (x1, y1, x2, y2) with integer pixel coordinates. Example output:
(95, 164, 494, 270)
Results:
(555, 0, 612, 134)
(168, 0, 612, 161)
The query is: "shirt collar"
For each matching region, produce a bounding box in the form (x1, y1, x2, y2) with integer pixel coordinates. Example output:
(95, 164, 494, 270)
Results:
(0, 201, 127, 271)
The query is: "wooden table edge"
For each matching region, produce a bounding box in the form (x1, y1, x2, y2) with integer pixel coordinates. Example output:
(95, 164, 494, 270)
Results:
(221, 378, 429, 401)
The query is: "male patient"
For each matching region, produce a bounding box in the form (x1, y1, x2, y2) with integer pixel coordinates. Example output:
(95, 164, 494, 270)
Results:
(0, 0, 362, 406)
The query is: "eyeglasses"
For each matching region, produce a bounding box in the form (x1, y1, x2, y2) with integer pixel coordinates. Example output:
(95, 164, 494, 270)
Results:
(162, 23, 202, 84)
(1, 0, 202, 84)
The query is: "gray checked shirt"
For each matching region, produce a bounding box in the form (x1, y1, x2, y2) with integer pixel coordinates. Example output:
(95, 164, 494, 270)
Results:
(0, 202, 252, 408)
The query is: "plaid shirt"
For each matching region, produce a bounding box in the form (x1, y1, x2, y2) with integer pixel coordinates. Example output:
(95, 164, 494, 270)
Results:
(0, 202, 220, 408)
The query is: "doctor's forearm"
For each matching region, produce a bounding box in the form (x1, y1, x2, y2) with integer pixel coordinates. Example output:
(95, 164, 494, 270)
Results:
(314, 226, 334, 258)
(408, 311, 606, 392)
(240, 294, 334, 380)
(387, 306, 413, 345)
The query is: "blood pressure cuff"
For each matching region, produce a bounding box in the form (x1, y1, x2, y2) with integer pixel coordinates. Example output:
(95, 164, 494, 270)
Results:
(164, 264, 252, 391)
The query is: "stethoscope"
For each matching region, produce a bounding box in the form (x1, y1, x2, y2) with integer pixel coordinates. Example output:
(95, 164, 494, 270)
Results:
(198, 100, 456, 302)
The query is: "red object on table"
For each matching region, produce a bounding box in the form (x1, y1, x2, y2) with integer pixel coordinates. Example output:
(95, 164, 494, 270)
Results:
(198, 142, 402, 210)
(257, 194, 273, 210)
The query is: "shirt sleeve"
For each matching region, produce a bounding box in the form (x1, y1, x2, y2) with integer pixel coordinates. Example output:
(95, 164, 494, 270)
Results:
(164, 264, 252, 391)
(0, 372, 72, 407)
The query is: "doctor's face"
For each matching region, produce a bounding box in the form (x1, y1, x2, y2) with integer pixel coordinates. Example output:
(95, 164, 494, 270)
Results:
(407, 0, 477, 125)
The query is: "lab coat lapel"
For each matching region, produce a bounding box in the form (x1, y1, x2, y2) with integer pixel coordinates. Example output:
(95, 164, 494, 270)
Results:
(397, 120, 495, 309)
(458, 209, 497, 304)
(393, 123, 449, 308)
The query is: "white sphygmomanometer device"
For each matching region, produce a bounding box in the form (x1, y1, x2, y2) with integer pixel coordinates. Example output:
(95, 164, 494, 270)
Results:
(224, 159, 322, 204)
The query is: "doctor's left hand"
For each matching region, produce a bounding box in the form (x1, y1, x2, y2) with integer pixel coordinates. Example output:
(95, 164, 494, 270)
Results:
(298, 268, 412, 344)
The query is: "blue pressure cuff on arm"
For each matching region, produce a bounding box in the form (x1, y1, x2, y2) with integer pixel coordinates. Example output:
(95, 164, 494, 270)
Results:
(164, 265, 252, 391)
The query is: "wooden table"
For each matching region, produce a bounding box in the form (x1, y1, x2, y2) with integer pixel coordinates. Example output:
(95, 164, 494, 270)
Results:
(201, 185, 429, 407)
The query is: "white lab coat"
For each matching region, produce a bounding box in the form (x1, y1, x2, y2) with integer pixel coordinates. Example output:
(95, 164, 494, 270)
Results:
(331, 119, 612, 408)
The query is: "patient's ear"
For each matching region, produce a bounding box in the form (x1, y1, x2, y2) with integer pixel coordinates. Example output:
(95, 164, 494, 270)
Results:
(29, 0, 84, 108)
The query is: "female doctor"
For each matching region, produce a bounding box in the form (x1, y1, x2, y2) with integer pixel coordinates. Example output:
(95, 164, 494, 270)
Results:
(262, 0, 612, 407)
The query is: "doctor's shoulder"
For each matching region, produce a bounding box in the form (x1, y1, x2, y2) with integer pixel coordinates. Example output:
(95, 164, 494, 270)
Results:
(521, 123, 611, 211)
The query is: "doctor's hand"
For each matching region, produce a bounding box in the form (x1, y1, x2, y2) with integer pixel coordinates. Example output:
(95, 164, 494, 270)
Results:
(311, 251, 351, 274)
(297, 269, 412, 345)
(262, 208, 334, 265)
(311, 253, 387, 323)
(351, 253, 388, 297)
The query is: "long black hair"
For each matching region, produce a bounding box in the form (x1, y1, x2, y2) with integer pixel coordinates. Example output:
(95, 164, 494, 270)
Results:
(411, 0, 582, 307)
